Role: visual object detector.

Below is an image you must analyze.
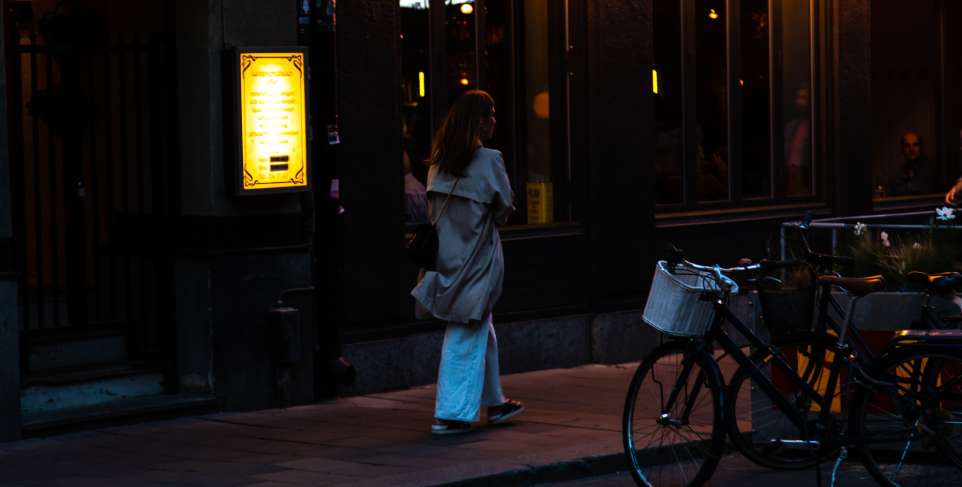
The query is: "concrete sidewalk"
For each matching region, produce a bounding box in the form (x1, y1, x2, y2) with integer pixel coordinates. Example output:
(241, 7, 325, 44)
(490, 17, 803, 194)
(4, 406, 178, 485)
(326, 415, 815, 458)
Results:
(0, 363, 642, 487)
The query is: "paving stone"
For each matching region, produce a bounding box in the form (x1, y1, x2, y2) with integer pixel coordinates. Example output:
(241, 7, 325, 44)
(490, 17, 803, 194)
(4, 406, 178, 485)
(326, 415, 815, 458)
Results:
(0, 362, 671, 486)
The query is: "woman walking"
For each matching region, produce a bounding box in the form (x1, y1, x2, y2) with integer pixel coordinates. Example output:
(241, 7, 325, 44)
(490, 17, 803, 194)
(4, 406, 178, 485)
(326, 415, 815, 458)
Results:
(411, 90, 524, 435)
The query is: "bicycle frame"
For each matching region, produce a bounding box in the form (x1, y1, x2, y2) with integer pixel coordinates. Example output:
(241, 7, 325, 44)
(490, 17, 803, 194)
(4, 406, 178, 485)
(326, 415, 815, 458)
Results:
(814, 281, 876, 364)
(708, 302, 834, 438)
(662, 286, 870, 447)
(655, 255, 946, 450)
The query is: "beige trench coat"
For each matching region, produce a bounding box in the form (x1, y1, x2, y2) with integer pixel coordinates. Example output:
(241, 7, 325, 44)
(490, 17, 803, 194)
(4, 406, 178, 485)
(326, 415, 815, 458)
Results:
(411, 148, 515, 324)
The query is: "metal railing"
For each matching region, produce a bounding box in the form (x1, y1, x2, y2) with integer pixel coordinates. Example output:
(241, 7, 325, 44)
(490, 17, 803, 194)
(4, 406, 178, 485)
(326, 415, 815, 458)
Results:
(780, 210, 962, 260)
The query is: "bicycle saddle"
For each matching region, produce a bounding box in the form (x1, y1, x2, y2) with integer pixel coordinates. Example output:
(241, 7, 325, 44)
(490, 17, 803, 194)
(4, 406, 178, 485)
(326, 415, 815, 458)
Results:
(907, 271, 962, 293)
(891, 329, 962, 345)
(817, 275, 885, 296)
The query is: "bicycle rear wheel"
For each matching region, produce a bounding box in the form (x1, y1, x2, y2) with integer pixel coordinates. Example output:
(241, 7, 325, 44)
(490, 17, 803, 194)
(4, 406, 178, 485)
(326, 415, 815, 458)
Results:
(852, 348, 962, 487)
(726, 335, 841, 470)
(622, 340, 725, 487)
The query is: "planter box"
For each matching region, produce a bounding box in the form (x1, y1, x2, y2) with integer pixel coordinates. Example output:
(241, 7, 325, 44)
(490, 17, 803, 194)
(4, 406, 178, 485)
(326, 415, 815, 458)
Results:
(829, 291, 925, 331)
(749, 291, 929, 444)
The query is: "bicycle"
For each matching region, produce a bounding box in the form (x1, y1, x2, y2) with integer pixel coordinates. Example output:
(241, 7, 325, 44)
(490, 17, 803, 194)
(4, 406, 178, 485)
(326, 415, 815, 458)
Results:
(622, 251, 962, 487)
(907, 271, 962, 330)
(729, 218, 962, 472)
(729, 269, 962, 472)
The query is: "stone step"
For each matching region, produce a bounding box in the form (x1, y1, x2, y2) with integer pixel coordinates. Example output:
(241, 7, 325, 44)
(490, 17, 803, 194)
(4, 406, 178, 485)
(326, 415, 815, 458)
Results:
(21, 362, 167, 416)
(22, 393, 221, 436)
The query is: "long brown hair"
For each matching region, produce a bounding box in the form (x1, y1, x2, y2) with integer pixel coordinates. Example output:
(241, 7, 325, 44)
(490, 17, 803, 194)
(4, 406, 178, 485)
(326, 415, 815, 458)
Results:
(427, 90, 495, 177)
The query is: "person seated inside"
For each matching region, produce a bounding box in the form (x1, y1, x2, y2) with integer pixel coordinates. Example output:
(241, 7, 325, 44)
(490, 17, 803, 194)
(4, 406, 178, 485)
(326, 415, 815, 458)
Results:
(890, 131, 935, 196)
(403, 148, 428, 223)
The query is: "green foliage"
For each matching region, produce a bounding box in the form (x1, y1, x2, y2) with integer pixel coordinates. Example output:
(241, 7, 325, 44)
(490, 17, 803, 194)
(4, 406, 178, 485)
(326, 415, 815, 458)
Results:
(848, 220, 962, 289)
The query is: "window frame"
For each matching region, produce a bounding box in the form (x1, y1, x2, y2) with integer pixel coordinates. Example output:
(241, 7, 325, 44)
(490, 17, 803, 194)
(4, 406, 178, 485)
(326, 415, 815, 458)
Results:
(655, 0, 824, 215)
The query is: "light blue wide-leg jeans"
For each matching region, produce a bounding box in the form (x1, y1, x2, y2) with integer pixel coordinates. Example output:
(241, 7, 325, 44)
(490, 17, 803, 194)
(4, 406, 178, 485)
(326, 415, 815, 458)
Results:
(434, 313, 507, 422)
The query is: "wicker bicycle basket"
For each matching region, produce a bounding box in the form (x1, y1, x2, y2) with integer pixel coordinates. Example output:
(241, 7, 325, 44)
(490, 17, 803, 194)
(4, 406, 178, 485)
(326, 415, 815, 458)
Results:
(642, 261, 721, 337)
(756, 262, 817, 345)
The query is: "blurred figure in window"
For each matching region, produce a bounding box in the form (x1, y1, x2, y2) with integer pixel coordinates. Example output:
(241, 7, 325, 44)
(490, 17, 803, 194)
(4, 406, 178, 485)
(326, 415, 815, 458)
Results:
(784, 86, 811, 196)
(403, 148, 428, 223)
(890, 131, 935, 196)
(654, 127, 683, 204)
(697, 143, 729, 201)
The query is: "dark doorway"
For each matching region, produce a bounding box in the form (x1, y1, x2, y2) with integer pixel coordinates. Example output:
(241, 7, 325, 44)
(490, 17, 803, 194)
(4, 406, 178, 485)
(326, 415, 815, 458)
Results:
(5, 1, 178, 382)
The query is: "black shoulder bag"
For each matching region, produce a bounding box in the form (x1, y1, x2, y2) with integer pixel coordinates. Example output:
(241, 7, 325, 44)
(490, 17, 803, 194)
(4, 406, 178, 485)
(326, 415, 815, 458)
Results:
(406, 178, 459, 269)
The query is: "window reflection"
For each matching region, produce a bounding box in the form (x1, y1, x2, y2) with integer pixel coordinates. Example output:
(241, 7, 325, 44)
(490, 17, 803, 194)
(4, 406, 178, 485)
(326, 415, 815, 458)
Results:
(400, 0, 431, 213)
(481, 0, 560, 225)
(653, 0, 683, 205)
(446, 0, 477, 103)
(776, 0, 812, 197)
(480, 0, 514, 191)
(654, 0, 817, 209)
(401, 0, 569, 226)
(522, 0, 553, 223)
(696, 0, 730, 202)
(740, 0, 771, 198)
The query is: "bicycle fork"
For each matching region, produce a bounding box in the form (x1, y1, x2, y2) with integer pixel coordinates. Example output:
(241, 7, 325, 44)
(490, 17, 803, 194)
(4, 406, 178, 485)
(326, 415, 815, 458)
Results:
(658, 340, 712, 427)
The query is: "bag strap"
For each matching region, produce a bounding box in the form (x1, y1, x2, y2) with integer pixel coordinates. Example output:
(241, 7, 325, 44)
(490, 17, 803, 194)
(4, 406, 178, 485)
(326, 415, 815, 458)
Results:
(430, 177, 460, 227)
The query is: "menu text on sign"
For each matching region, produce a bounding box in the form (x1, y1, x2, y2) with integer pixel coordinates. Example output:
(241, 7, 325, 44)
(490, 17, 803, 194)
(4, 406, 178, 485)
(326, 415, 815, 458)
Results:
(238, 51, 309, 193)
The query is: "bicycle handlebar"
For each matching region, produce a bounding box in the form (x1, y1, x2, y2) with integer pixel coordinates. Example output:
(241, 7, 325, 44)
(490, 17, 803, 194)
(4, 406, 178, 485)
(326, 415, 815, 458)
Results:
(669, 253, 809, 296)
(797, 211, 855, 268)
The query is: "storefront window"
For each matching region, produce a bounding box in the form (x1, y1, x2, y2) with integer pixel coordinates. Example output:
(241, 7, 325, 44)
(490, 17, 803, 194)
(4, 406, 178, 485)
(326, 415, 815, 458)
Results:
(654, 0, 817, 211)
(653, 0, 683, 205)
(399, 0, 572, 226)
(446, 0, 477, 103)
(400, 0, 431, 223)
(871, 0, 942, 199)
(696, 0, 729, 202)
(740, 0, 771, 199)
(775, 0, 813, 197)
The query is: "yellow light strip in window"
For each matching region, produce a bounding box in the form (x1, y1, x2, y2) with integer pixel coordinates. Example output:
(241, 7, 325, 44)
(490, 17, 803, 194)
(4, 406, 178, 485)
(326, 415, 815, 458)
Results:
(418, 71, 426, 98)
(652, 69, 659, 95)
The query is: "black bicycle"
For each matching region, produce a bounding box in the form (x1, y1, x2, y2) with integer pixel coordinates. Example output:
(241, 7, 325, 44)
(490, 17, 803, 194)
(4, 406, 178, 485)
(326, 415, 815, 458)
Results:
(622, 253, 962, 487)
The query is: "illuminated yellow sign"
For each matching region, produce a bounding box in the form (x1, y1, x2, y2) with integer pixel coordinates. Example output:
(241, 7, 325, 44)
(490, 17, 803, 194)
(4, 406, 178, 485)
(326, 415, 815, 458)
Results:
(238, 50, 309, 192)
(526, 181, 554, 225)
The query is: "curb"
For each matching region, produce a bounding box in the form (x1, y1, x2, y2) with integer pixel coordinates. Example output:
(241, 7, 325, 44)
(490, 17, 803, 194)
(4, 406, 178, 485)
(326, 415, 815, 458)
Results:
(432, 452, 627, 487)
(431, 435, 746, 486)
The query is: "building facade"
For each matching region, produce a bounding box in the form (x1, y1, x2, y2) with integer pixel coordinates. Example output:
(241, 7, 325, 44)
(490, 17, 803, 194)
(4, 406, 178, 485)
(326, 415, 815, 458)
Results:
(1, 0, 960, 441)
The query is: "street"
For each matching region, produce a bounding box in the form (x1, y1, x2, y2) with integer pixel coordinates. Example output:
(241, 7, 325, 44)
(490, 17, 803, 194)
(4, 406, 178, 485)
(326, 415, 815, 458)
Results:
(542, 453, 959, 487)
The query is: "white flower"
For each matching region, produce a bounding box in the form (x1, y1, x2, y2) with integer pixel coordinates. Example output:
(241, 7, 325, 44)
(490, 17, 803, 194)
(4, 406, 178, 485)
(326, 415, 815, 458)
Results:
(913, 242, 922, 249)
(880, 231, 890, 248)
(853, 222, 867, 236)
(936, 206, 956, 221)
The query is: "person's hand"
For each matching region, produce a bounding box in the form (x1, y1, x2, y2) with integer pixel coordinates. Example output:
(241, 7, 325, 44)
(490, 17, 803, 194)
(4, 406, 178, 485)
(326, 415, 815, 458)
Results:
(946, 179, 962, 206)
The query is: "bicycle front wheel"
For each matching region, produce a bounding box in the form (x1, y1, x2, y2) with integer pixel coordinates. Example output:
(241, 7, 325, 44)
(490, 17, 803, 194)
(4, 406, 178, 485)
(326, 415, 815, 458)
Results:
(852, 348, 962, 487)
(622, 340, 725, 487)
